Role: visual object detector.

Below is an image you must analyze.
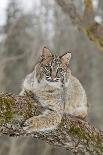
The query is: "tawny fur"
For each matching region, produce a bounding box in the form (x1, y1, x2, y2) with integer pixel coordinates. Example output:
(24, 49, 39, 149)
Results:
(20, 47, 88, 133)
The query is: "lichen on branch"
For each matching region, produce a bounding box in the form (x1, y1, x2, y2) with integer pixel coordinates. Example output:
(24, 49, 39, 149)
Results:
(0, 92, 103, 154)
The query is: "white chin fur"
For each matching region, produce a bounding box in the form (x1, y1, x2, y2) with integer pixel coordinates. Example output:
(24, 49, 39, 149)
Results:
(44, 79, 62, 89)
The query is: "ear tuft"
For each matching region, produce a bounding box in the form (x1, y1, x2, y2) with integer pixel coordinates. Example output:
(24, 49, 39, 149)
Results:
(60, 51, 71, 65)
(42, 47, 52, 59)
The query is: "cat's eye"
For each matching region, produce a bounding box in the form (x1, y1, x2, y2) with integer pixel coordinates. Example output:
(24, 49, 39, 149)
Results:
(46, 65, 51, 69)
(56, 68, 62, 78)
(57, 68, 62, 72)
(44, 65, 51, 77)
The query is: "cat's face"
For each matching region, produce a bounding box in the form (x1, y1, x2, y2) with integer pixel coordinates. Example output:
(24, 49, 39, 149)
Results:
(36, 47, 71, 84)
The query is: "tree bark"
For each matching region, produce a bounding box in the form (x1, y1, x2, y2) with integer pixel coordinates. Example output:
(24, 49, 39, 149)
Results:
(0, 92, 103, 154)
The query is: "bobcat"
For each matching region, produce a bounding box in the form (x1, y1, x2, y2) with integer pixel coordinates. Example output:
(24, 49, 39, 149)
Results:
(20, 47, 88, 133)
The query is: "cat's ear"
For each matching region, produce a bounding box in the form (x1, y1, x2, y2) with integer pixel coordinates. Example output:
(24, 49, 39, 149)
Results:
(60, 52, 71, 65)
(42, 47, 52, 59)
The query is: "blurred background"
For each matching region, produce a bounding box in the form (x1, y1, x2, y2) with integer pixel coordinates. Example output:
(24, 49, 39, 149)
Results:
(0, 0, 103, 155)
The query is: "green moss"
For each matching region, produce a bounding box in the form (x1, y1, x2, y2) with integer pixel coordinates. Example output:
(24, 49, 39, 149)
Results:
(24, 97, 33, 119)
(69, 125, 89, 140)
(0, 96, 14, 121)
(69, 125, 103, 152)
(93, 134, 103, 152)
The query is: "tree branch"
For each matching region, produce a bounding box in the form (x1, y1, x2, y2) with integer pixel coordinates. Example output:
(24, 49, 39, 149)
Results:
(0, 92, 103, 154)
(56, 0, 103, 52)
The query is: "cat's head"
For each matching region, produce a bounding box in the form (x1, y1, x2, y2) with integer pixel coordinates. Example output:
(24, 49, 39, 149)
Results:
(35, 47, 71, 84)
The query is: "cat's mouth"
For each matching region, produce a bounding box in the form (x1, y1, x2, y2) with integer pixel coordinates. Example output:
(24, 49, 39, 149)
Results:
(46, 77, 59, 82)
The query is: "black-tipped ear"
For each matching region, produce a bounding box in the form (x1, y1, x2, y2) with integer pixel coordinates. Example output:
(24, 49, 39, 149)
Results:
(60, 52, 71, 65)
(42, 47, 52, 59)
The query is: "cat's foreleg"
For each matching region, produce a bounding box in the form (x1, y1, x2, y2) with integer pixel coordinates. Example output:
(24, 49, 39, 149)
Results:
(23, 110, 62, 133)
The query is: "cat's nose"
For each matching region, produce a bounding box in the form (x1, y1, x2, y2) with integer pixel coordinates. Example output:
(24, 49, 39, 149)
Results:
(51, 70, 57, 80)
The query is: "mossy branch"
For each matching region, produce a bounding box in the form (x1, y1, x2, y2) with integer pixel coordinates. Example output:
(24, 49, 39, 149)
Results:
(0, 92, 103, 154)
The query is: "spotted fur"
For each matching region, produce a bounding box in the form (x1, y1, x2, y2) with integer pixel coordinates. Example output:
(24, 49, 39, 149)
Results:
(20, 47, 88, 133)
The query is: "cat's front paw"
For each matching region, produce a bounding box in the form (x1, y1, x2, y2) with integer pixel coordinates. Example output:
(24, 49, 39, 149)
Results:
(23, 117, 38, 133)
(74, 111, 87, 119)
(73, 106, 88, 119)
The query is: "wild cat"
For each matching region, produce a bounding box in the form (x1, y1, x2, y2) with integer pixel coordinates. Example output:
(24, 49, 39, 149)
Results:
(20, 47, 88, 133)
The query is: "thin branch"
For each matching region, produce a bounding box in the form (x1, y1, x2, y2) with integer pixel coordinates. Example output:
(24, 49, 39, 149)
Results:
(0, 92, 103, 154)
(55, 0, 82, 26)
(84, 0, 94, 19)
(56, 0, 103, 52)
